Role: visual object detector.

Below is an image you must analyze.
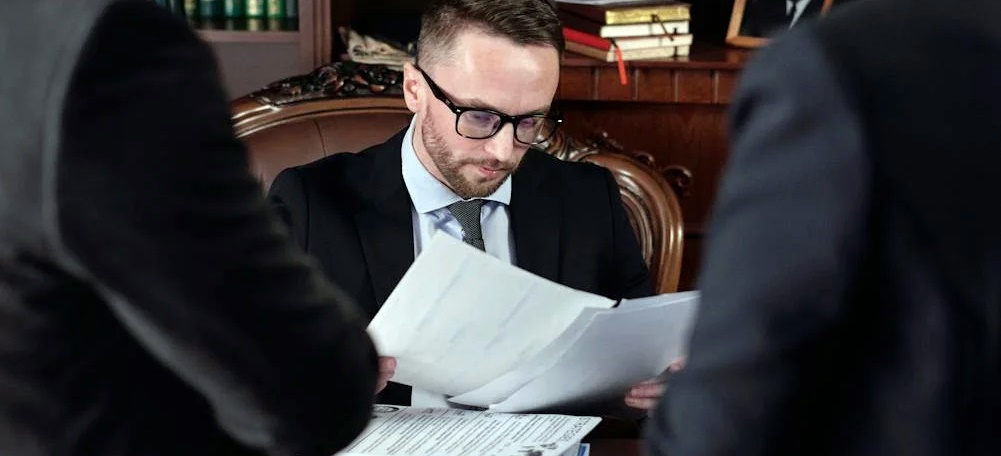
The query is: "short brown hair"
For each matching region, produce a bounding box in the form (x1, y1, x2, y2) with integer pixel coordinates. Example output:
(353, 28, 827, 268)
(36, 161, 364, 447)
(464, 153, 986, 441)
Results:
(416, 0, 564, 68)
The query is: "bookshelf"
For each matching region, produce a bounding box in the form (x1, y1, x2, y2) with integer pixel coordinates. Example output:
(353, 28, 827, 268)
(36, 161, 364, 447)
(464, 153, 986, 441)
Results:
(178, 0, 330, 98)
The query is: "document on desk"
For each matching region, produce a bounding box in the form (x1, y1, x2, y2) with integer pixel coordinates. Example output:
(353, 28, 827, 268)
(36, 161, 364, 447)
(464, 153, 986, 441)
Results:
(337, 405, 600, 456)
(367, 232, 700, 411)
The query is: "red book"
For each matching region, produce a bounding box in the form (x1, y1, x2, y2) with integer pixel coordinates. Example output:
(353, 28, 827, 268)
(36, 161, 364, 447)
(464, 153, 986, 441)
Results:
(564, 26, 613, 49)
(562, 27, 629, 85)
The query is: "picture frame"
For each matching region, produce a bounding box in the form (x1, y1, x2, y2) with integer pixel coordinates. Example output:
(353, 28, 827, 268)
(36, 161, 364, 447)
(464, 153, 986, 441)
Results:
(726, 0, 834, 48)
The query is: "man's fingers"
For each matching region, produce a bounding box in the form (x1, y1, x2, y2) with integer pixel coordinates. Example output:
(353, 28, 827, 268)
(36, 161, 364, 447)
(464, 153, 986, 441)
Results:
(374, 357, 396, 395)
(379, 357, 397, 376)
(629, 382, 667, 399)
(624, 395, 660, 410)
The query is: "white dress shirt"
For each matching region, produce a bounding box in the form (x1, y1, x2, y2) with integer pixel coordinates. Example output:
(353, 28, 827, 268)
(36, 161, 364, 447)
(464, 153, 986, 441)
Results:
(787, 0, 814, 28)
(399, 117, 517, 406)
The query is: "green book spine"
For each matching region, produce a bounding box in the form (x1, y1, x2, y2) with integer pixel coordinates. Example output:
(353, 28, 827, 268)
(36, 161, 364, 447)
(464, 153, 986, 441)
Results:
(246, 17, 266, 31)
(184, 0, 198, 17)
(200, 0, 224, 18)
(245, 0, 266, 18)
(224, 0, 245, 18)
(285, 0, 297, 18)
(266, 0, 285, 19)
(267, 18, 287, 31)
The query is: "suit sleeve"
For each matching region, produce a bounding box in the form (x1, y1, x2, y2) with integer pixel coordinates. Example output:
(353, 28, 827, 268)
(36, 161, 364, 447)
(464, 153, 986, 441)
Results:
(645, 30, 870, 455)
(56, 2, 376, 455)
(603, 168, 655, 299)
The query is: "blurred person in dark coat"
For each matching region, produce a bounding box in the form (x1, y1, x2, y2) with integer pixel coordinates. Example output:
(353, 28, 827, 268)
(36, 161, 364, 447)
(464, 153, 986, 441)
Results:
(647, 0, 1001, 454)
(0, 1, 379, 455)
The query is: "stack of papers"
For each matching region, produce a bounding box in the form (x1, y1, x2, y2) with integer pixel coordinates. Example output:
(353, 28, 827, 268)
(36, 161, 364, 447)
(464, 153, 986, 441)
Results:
(368, 233, 699, 412)
(337, 405, 599, 456)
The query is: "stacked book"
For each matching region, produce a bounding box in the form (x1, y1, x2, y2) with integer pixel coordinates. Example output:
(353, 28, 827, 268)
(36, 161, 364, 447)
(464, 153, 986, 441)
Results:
(151, 0, 299, 31)
(557, 0, 693, 62)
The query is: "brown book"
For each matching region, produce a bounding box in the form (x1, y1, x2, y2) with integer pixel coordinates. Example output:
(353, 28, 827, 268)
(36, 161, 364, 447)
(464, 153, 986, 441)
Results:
(559, 1, 690, 25)
(558, 10, 689, 38)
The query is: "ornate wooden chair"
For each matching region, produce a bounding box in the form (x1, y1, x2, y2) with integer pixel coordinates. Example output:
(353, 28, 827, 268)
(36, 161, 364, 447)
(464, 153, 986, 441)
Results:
(231, 62, 684, 293)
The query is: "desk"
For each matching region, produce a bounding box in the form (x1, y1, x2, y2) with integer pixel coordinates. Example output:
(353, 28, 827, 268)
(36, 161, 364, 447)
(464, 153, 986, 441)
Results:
(588, 439, 643, 456)
(558, 44, 752, 289)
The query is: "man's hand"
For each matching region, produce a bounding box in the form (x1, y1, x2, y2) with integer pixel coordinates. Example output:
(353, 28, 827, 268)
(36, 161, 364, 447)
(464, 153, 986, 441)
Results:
(624, 358, 685, 410)
(376, 357, 396, 394)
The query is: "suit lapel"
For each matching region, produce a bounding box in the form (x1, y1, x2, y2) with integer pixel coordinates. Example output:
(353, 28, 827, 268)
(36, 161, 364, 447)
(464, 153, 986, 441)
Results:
(511, 150, 561, 283)
(355, 130, 415, 306)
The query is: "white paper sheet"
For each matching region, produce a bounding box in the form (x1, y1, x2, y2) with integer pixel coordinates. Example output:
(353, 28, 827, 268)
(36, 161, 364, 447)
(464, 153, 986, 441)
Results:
(474, 292, 700, 412)
(337, 405, 600, 456)
(448, 307, 608, 407)
(367, 233, 615, 396)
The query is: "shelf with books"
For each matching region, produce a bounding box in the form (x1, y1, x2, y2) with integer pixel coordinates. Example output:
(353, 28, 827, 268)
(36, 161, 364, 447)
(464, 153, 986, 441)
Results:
(153, 1, 304, 37)
(151, 0, 328, 97)
(559, 42, 751, 104)
(563, 42, 750, 70)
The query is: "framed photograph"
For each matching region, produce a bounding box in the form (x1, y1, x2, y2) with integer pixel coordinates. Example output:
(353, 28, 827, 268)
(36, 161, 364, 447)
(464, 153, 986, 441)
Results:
(727, 0, 834, 48)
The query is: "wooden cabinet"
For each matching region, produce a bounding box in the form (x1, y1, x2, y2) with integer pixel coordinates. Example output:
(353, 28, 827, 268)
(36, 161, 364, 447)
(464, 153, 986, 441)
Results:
(557, 44, 752, 289)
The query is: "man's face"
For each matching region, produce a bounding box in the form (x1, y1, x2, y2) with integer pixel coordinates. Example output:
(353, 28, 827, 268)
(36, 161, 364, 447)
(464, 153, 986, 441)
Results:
(404, 30, 561, 199)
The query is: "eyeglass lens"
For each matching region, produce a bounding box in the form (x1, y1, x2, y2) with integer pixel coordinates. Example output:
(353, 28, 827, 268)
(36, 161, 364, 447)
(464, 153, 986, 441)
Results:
(457, 111, 557, 144)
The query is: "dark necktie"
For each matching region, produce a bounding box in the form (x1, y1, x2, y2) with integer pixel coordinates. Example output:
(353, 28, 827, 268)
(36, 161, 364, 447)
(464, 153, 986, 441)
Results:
(447, 200, 485, 251)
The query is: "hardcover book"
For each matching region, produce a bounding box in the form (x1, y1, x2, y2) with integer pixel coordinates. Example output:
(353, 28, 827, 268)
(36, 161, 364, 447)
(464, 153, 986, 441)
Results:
(565, 26, 693, 51)
(566, 41, 690, 61)
(245, 0, 265, 18)
(559, 10, 689, 38)
(558, 1, 690, 25)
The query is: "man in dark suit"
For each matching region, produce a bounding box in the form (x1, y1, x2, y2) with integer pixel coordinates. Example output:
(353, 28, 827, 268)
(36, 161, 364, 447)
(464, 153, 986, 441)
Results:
(741, 0, 825, 38)
(269, 0, 660, 410)
(647, 0, 1000, 454)
(0, 1, 378, 455)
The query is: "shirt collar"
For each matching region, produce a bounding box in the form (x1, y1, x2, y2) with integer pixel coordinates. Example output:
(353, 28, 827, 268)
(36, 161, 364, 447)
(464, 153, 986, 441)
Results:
(401, 116, 512, 214)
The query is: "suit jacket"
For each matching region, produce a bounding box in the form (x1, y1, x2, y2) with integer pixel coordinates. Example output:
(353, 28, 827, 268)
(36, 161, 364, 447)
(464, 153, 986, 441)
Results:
(648, 0, 1001, 455)
(0, 1, 378, 455)
(269, 129, 654, 404)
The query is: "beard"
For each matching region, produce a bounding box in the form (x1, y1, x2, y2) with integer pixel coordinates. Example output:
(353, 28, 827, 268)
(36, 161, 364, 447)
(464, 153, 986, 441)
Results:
(421, 113, 519, 199)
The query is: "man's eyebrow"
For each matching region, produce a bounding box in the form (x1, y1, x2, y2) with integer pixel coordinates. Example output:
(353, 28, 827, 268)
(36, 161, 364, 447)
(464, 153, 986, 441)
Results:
(461, 96, 552, 116)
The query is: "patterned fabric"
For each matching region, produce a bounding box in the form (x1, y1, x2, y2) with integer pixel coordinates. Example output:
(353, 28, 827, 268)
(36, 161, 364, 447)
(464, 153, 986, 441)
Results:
(446, 200, 485, 251)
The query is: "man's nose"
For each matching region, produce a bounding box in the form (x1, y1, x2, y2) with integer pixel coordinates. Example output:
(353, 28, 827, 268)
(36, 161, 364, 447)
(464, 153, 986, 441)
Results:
(483, 123, 518, 165)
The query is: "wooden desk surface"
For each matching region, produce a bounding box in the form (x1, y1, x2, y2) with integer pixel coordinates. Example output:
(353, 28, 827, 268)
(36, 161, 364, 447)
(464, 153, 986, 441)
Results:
(588, 439, 643, 456)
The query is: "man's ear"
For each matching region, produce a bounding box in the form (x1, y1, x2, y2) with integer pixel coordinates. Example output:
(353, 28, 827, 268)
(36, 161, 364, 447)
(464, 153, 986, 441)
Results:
(402, 62, 422, 114)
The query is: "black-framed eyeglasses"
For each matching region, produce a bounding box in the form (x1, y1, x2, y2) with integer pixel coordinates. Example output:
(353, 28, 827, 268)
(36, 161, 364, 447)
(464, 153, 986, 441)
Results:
(415, 66, 563, 145)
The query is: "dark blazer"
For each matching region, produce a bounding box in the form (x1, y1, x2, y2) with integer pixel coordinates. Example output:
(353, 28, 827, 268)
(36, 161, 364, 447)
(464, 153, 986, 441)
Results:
(648, 0, 1001, 455)
(269, 129, 654, 404)
(0, 1, 377, 455)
